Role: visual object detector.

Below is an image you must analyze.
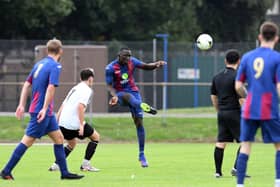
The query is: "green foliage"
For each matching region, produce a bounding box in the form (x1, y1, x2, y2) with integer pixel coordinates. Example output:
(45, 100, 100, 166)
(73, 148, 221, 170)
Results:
(0, 0, 74, 39)
(0, 0, 275, 41)
(196, 0, 274, 42)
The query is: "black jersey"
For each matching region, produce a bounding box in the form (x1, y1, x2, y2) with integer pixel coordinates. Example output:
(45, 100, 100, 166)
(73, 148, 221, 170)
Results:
(211, 67, 240, 111)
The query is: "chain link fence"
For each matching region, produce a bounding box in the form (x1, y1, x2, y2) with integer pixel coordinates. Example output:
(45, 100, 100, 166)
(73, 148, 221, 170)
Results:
(0, 40, 257, 112)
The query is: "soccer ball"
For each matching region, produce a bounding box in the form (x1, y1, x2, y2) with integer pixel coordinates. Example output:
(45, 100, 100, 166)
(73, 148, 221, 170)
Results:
(196, 33, 213, 50)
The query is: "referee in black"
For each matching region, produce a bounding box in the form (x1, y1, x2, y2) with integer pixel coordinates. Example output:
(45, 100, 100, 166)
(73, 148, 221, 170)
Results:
(210, 49, 248, 178)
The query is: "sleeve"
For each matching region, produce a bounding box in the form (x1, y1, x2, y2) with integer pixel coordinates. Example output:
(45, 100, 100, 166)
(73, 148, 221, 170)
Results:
(79, 89, 92, 106)
(131, 57, 144, 68)
(26, 64, 37, 84)
(210, 77, 217, 95)
(49, 63, 62, 87)
(26, 69, 34, 84)
(105, 65, 113, 85)
(235, 56, 246, 83)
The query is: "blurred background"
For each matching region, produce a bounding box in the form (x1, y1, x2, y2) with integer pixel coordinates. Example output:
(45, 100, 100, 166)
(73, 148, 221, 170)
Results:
(0, 0, 279, 113)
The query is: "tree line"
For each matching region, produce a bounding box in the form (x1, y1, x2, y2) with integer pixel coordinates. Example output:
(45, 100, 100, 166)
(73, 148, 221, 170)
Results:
(0, 0, 274, 42)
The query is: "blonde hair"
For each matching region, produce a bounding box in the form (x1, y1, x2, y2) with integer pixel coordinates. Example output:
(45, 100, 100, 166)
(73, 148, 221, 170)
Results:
(46, 39, 62, 55)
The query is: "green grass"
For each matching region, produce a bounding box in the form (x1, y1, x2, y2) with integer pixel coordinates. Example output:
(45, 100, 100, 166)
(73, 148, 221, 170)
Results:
(0, 116, 218, 142)
(163, 107, 215, 114)
(0, 143, 276, 187)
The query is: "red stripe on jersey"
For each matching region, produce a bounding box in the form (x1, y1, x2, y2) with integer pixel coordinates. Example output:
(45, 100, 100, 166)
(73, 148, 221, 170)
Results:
(48, 101, 54, 116)
(260, 93, 272, 120)
(29, 92, 40, 113)
(239, 73, 246, 82)
(113, 63, 123, 91)
(243, 92, 252, 119)
(27, 75, 33, 84)
(127, 61, 138, 91)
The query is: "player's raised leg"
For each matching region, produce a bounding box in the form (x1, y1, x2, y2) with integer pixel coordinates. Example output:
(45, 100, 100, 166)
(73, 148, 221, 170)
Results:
(121, 92, 157, 115)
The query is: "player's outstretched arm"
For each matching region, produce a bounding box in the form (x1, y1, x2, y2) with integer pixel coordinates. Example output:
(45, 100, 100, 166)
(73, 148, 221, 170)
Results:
(15, 81, 31, 120)
(141, 60, 167, 70)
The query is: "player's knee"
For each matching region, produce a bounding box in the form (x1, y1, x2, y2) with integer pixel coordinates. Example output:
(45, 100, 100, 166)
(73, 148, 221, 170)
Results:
(55, 131, 64, 144)
(67, 142, 76, 149)
(122, 93, 131, 103)
(216, 142, 226, 149)
(91, 131, 100, 141)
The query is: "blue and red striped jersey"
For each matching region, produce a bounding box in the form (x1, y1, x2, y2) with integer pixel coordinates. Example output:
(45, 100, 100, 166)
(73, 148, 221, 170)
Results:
(105, 57, 144, 92)
(26, 56, 61, 116)
(236, 47, 280, 120)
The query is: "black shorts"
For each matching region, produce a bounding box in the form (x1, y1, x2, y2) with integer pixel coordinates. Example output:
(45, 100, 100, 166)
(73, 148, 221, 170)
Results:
(60, 123, 94, 140)
(217, 110, 240, 142)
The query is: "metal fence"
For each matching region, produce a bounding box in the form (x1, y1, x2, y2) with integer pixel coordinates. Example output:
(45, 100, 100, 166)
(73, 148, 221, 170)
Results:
(0, 40, 257, 112)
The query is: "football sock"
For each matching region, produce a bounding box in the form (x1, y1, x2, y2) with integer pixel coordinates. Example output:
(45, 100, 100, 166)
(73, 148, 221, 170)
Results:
(214, 146, 224, 175)
(136, 125, 145, 154)
(85, 141, 99, 160)
(276, 151, 280, 179)
(3, 142, 27, 174)
(233, 146, 241, 169)
(55, 145, 73, 164)
(237, 153, 249, 185)
(64, 145, 73, 158)
(54, 144, 68, 176)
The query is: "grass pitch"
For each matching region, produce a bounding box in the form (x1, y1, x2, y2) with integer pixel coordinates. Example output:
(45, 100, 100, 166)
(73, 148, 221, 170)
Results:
(0, 143, 276, 187)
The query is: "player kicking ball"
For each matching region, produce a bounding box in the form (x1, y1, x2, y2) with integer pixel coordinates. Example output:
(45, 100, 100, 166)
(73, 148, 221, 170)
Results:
(105, 47, 166, 167)
(49, 68, 100, 172)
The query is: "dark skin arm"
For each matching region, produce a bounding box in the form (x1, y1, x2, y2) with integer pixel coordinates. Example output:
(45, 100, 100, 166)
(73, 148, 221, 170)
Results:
(140, 61, 166, 70)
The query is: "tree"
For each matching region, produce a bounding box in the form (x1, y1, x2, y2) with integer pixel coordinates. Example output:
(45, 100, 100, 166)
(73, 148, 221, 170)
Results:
(196, 0, 274, 42)
(0, 0, 74, 39)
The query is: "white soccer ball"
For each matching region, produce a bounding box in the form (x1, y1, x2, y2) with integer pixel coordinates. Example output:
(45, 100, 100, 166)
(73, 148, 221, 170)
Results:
(196, 33, 213, 50)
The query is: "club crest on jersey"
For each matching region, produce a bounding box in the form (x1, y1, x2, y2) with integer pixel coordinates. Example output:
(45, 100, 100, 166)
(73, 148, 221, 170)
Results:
(120, 73, 129, 84)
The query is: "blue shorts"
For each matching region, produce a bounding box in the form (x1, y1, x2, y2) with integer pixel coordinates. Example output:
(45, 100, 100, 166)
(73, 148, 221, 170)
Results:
(25, 113, 59, 138)
(117, 91, 143, 118)
(240, 118, 280, 143)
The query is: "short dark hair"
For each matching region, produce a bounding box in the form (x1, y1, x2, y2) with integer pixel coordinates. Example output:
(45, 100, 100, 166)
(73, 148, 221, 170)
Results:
(118, 47, 131, 56)
(80, 68, 95, 81)
(225, 49, 240, 64)
(260, 21, 279, 41)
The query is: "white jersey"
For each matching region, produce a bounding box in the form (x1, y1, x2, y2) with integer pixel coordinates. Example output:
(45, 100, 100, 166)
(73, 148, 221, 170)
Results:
(59, 82, 93, 130)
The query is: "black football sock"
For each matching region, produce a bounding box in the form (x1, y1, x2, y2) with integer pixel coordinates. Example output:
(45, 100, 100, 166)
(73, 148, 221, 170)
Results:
(214, 146, 224, 175)
(85, 141, 99, 160)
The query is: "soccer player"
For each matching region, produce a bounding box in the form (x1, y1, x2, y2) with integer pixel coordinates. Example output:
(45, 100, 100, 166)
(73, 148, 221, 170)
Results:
(0, 39, 84, 180)
(235, 21, 280, 187)
(49, 68, 100, 172)
(105, 48, 166, 167)
(211, 49, 249, 178)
